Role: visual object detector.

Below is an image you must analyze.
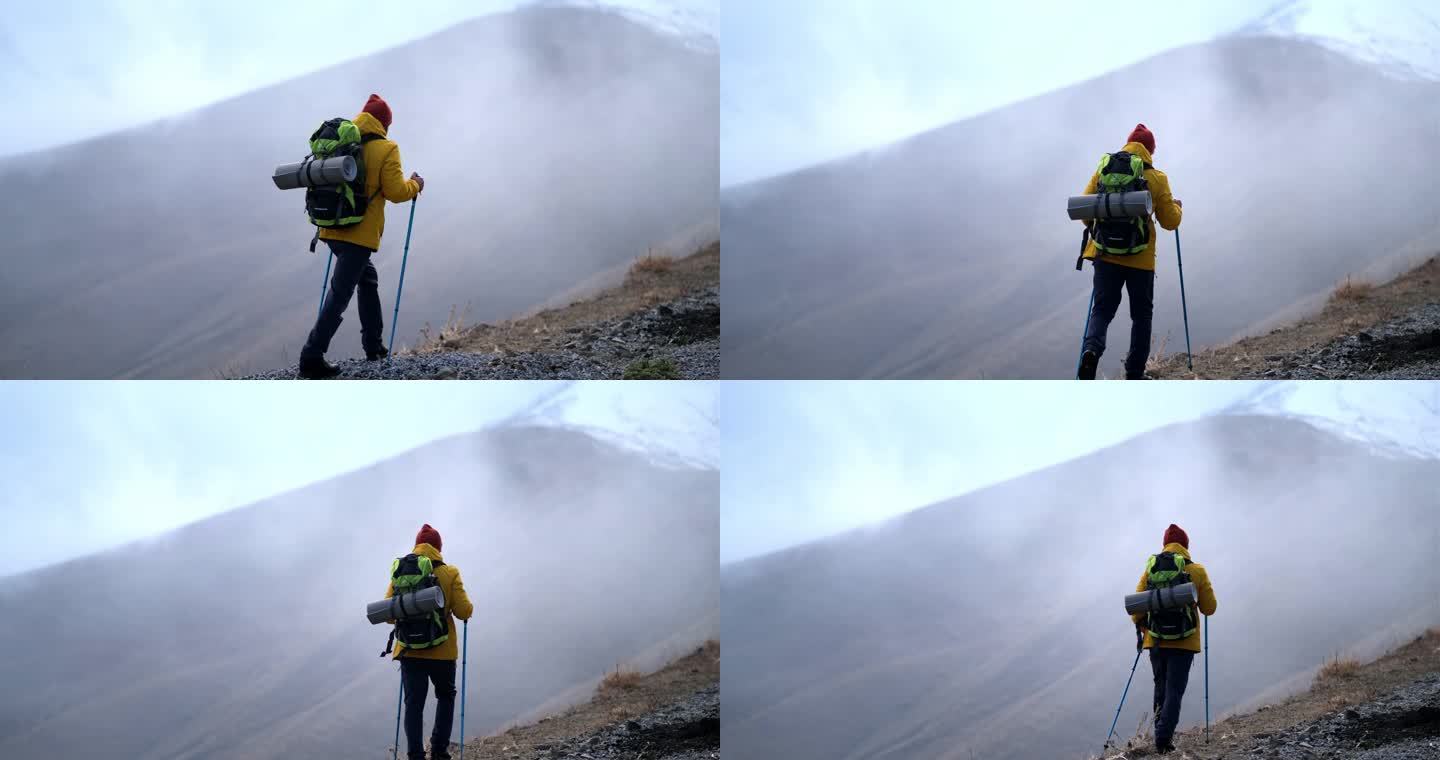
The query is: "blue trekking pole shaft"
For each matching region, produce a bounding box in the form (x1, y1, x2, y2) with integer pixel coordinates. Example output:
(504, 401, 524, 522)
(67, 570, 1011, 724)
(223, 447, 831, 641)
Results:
(317, 251, 333, 320)
(1075, 226, 1095, 379)
(1175, 229, 1193, 370)
(1104, 646, 1143, 752)
(392, 673, 403, 760)
(1205, 615, 1210, 743)
(388, 198, 418, 354)
(460, 620, 468, 760)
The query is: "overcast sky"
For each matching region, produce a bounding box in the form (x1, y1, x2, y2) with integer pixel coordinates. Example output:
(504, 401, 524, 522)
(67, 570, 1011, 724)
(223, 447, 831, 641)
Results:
(721, 0, 1272, 186)
(2, 0, 713, 158)
(0, 382, 562, 576)
(718, 381, 1438, 564)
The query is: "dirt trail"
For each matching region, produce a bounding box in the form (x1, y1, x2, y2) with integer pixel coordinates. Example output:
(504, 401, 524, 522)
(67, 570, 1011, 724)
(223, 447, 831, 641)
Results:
(453, 642, 719, 760)
(1099, 630, 1440, 759)
(425, 243, 719, 357)
(1149, 255, 1440, 380)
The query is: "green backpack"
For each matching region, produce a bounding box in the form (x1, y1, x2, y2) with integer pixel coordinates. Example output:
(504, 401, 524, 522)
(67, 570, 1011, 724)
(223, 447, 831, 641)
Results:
(1090, 151, 1152, 257)
(381, 553, 450, 657)
(303, 117, 382, 251)
(1143, 551, 1197, 641)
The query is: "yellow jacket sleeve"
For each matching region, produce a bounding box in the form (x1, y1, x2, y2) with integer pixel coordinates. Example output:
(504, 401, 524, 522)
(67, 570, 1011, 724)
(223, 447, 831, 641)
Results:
(1191, 563, 1217, 616)
(1147, 168, 1183, 231)
(447, 568, 474, 622)
(380, 144, 420, 203)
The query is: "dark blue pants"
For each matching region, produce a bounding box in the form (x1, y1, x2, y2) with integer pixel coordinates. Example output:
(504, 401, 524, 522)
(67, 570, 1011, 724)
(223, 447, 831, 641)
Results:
(1083, 259, 1155, 379)
(1150, 647, 1194, 746)
(300, 240, 383, 360)
(401, 658, 457, 760)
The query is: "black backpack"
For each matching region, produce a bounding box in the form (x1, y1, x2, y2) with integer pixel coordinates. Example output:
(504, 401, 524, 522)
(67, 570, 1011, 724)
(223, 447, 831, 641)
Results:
(302, 117, 383, 251)
(1143, 551, 1197, 641)
(380, 553, 450, 657)
(1078, 151, 1152, 269)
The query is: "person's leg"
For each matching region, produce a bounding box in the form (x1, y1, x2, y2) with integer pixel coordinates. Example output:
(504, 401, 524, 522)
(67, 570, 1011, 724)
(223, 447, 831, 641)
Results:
(1156, 650, 1195, 748)
(300, 242, 368, 361)
(355, 255, 385, 355)
(1149, 647, 1168, 732)
(1124, 265, 1156, 379)
(400, 659, 431, 760)
(429, 659, 459, 760)
(1082, 260, 1126, 374)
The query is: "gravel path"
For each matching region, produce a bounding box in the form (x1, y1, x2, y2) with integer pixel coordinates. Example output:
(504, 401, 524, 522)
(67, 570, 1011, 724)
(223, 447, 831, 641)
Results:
(1202, 674, 1440, 759)
(241, 289, 718, 380)
(1235, 303, 1440, 380)
(532, 685, 719, 760)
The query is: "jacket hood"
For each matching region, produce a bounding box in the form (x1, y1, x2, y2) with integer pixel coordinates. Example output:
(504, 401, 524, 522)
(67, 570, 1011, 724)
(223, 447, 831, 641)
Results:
(1121, 141, 1154, 164)
(353, 111, 388, 139)
(413, 543, 443, 562)
(1161, 542, 1191, 560)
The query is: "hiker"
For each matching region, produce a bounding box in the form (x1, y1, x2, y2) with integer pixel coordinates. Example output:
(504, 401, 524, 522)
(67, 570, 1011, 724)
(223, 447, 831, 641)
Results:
(298, 93, 425, 379)
(1077, 123, 1183, 380)
(1131, 523, 1216, 754)
(386, 524, 473, 760)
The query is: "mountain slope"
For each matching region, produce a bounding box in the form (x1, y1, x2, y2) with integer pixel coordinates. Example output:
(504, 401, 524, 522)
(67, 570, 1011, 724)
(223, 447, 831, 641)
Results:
(1238, 0, 1440, 80)
(720, 34, 1440, 379)
(0, 422, 717, 760)
(720, 414, 1440, 760)
(0, 4, 717, 379)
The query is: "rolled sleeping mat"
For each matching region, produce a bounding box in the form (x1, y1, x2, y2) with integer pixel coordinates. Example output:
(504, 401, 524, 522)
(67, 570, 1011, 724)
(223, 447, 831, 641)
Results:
(365, 585, 446, 625)
(1123, 582, 1198, 616)
(272, 155, 357, 190)
(1067, 191, 1153, 221)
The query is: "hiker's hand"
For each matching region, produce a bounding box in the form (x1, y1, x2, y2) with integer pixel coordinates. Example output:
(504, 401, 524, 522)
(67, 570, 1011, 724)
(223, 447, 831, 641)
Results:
(410, 172, 425, 194)
(1174, 198, 1183, 208)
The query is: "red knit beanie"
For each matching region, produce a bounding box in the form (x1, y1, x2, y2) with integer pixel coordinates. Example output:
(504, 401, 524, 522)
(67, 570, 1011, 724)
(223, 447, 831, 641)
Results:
(362, 93, 392, 129)
(415, 523, 442, 551)
(1127, 123, 1155, 155)
(1163, 523, 1188, 549)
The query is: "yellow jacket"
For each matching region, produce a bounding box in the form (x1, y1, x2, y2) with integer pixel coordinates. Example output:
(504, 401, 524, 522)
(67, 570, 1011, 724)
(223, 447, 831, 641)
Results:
(385, 543, 474, 661)
(1131, 543, 1216, 653)
(318, 111, 420, 252)
(1080, 141, 1182, 272)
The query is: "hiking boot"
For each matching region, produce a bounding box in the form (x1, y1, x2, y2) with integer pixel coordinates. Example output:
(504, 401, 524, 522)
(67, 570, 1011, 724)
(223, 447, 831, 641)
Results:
(298, 355, 341, 380)
(1077, 350, 1099, 380)
(366, 345, 390, 361)
(1155, 739, 1175, 754)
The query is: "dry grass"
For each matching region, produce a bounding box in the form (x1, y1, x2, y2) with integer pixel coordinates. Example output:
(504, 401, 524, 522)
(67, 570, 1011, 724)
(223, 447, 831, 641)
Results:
(598, 665, 645, 694)
(1329, 275, 1375, 303)
(414, 304, 474, 353)
(1315, 653, 1361, 683)
(630, 249, 675, 275)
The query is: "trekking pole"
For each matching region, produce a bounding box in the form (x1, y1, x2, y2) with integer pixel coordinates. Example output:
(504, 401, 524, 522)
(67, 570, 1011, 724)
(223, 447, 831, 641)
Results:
(392, 673, 403, 760)
(317, 251, 334, 320)
(1103, 632, 1144, 754)
(387, 198, 418, 355)
(1074, 226, 1095, 379)
(1174, 229, 1193, 370)
(1076, 287, 1096, 379)
(1204, 615, 1211, 744)
(459, 620, 468, 760)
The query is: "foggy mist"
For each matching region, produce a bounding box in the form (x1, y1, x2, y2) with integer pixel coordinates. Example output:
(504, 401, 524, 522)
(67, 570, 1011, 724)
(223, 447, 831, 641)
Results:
(721, 34, 1440, 379)
(0, 4, 718, 378)
(721, 387, 1440, 759)
(0, 414, 718, 759)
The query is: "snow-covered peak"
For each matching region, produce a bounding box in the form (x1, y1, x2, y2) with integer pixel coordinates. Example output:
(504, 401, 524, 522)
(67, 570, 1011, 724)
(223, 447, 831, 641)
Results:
(1221, 383, 1440, 459)
(532, 0, 717, 53)
(1236, 0, 1440, 80)
(504, 382, 718, 469)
